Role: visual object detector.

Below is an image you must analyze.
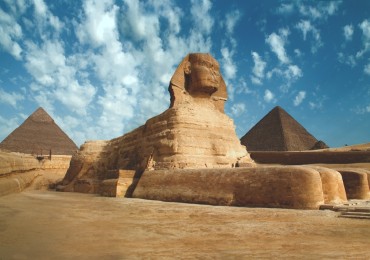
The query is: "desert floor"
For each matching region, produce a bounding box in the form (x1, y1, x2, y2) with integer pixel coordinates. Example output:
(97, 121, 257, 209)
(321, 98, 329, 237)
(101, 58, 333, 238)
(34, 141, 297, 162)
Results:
(0, 190, 369, 259)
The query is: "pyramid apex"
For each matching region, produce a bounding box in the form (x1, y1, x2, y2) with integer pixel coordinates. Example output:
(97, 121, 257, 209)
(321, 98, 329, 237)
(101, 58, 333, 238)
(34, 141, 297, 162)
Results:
(29, 107, 54, 123)
(272, 106, 285, 113)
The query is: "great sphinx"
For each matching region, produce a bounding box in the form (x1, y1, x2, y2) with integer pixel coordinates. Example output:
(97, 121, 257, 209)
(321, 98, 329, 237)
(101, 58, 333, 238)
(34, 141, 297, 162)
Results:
(58, 53, 254, 193)
(58, 53, 349, 209)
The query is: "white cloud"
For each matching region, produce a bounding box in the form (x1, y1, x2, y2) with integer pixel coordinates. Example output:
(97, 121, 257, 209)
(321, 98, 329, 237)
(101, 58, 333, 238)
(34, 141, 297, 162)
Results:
(0, 8, 23, 59)
(364, 63, 370, 75)
(285, 65, 302, 80)
(31, 0, 63, 35)
(0, 88, 24, 108)
(230, 103, 246, 117)
(296, 20, 311, 41)
(24, 39, 97, 115)
(224, 9, 242, 35)
(338, 52, 356, 67)
(343, 24, 354, 41)
(293, 91, 306, 106)
(33, 0, 47, 16)
(266, 32, 290, 64)
(0, 115, 21, 140)
(264, 89, 275, 103)
(251, 51, 266, 85)
(354, 105, 370, 114)
(294, 49, 302, 57)
(298, 1, 341, 20)
(295, 20, 323, 53)
(356, 19, 370, 58)
(221, 48, 237, 80)
(77, 0, 119, 47)
(266, 65, 302, 93)
(267, 65, 302, 81)
(277, 3, 294, 14)
(190, 0, 214, 34)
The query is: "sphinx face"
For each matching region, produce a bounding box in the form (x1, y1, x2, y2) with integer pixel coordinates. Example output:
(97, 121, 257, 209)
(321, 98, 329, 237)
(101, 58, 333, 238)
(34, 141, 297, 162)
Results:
(187, 55, 220, 95)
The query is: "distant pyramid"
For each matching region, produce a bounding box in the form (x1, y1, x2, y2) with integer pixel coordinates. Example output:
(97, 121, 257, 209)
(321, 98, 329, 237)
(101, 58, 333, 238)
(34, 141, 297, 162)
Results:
(240, 106, 328, 151)
(0, 107, 78, 155)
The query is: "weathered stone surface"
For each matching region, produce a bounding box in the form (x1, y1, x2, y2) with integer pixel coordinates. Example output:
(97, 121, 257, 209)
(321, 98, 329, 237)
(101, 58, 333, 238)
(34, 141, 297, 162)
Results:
(59, 53, 254, 195)
(133, 166, 325, 209)
(308, 166, 347, 204)
(250, 151, 370, 164)
(0, 151, 71, 196)
(335, 168, 370, 199)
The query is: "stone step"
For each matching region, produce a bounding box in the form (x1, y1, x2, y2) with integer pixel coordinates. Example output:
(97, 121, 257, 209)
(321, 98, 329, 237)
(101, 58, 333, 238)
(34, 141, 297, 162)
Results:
(339, 214, 370, 220)
(341, 212, 370, 217)
(335, 207, 370, 213)
(319, 204, 370, 213)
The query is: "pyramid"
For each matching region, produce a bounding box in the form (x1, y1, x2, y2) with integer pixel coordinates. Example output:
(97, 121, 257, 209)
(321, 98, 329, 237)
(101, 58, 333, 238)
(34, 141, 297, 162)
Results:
(0, 107, 78, 155)
(240, 106, 328, 151)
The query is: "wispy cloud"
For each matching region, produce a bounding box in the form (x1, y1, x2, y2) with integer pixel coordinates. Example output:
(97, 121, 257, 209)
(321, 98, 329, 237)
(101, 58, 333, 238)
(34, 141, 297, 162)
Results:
(0, 88, 24, 108)
(0, 115, 21, 138)
(251, 51, 266, 85)
(221, 48, 237, 80)
(338, 52, 357, 67)
(277, 0, 341, 20)
(276, 3, 294, 15)
(356, 19, 370, 58)
(264, 89, 275, 103)
(293, 91, 306, 106)
(230, 103, 246, 117)
(266, 65, 303, 92)
(224, 9, 242, 35)
(365, 63, 370, 75)
(296, 20, 323, 53)
(353, 105, 370, 114)
(298, 1, 342, 20)
(266, 31, 290, 64)
(190, 0, 214, 34)
(343, 24, 354, 41)
(0, 7, 23, 59)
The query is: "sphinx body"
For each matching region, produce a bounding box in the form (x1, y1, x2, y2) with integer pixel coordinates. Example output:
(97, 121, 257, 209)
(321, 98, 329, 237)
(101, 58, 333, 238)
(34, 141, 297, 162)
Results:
(59, 53, 254, 194)
(58, 53, 349, 210)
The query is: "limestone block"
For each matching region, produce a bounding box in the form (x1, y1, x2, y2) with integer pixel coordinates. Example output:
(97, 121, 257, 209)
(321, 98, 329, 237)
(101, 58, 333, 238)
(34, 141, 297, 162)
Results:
(133, 166, 325, 209)
(98, 170, 137, 197)
(99, 179, 119, 197)
(0, 150, 71, 196)
(308, 166, 347, 204)
(335, 168, 370, 199)
(0, 172, 39, 196)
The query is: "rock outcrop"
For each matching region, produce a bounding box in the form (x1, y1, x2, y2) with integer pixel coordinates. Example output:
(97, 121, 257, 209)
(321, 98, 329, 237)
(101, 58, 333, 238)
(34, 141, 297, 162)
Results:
(58, 53, 254, 194)
(0, 151, 71, 196)
(133, 166, 327, 209)
(335, 168, 370, 199)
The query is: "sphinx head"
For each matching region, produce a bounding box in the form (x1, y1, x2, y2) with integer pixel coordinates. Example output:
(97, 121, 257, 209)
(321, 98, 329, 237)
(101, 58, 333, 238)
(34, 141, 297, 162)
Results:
(184, 53, 220, 95)
(169, 53, 228, 111)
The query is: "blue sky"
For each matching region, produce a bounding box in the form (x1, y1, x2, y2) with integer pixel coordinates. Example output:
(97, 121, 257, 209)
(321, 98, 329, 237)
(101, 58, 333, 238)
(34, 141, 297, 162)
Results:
(0, 0, 369, 148)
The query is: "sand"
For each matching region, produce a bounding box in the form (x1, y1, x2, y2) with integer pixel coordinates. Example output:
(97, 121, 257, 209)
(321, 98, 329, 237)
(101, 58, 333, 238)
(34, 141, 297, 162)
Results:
(0, 190, 370, 259)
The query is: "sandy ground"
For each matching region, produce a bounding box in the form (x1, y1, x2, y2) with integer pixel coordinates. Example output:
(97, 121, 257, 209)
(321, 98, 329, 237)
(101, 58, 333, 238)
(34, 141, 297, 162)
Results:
(0, 191, 369, 259)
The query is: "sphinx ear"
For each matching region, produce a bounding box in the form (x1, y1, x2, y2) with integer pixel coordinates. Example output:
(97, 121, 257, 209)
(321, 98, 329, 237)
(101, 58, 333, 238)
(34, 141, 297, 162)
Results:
(184, 61, 191, 75)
